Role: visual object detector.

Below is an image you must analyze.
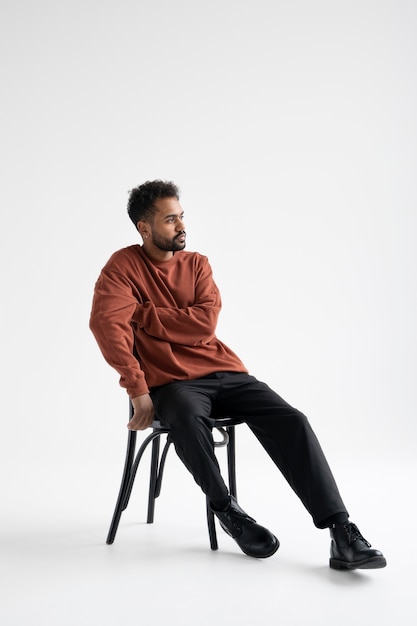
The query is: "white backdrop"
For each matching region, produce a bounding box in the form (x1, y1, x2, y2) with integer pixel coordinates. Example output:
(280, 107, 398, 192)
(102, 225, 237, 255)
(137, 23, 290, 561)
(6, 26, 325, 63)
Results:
(1, 2, 416, 625)
(1, 0, 416, 529)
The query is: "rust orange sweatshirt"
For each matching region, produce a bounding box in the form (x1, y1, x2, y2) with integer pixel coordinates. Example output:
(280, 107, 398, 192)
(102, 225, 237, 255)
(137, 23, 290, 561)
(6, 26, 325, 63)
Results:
(89, 245, 247, 397)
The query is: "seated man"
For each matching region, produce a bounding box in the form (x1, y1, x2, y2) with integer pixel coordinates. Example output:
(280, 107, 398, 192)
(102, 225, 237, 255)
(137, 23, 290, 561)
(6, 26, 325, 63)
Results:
(89, 179, 386, 570)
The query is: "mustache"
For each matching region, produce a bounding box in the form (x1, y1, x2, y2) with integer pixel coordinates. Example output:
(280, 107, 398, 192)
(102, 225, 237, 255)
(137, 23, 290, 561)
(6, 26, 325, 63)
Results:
(175, 231, 186, 239)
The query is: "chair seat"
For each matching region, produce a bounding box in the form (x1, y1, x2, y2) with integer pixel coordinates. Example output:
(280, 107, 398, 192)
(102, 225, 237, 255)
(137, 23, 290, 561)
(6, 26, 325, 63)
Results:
(151, 416, 242, 428)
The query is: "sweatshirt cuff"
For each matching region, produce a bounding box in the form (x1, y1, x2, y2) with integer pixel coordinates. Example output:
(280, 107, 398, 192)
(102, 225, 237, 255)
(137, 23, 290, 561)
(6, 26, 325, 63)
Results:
(127, 381, 150, 398)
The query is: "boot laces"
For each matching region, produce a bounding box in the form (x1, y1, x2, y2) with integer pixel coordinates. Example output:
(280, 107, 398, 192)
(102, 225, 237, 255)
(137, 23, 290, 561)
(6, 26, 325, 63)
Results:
(221, 500, 256, 530)
(346, 522, 371, 547)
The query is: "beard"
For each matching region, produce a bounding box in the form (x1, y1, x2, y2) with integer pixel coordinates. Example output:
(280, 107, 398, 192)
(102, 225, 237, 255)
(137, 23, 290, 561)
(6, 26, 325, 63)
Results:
(152, 231, 186, 252)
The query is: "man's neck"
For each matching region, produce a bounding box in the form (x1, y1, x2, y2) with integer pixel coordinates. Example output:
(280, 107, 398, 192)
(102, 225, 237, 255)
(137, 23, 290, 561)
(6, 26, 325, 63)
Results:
(142, 243, 174, 263)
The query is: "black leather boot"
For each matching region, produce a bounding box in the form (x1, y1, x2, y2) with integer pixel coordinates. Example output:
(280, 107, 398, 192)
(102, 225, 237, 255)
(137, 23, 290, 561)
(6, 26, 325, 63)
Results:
(212, 496, 279, 558)
(330, 522, 387, 570)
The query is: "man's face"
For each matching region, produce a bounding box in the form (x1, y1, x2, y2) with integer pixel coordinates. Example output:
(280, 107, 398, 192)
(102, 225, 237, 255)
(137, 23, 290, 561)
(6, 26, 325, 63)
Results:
(142, 197, 186, 253)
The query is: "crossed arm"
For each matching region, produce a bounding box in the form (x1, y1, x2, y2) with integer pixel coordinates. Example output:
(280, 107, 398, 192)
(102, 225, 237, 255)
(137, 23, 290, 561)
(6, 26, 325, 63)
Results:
(90, 256, 221, 430)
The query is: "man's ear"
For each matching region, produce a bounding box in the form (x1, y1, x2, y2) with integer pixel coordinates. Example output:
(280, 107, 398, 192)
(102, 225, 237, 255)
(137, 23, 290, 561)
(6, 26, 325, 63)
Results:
(137, 220, 150, 240)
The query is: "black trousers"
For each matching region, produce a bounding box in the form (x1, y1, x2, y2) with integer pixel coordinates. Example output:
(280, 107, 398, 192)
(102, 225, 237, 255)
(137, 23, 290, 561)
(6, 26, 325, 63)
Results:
(151, 372, 348, 528)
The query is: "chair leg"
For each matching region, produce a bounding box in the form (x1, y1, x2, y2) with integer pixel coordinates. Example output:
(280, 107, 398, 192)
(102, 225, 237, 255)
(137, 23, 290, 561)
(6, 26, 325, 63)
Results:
(206, 497, 218, 550)
(106, 430, 137, 545)
(155, 437, 172, 498)
(147, 435, 173, 522)
(146, 436, 160, 523)
(227, 426, 237, 498)
(206, 425, 239, 550)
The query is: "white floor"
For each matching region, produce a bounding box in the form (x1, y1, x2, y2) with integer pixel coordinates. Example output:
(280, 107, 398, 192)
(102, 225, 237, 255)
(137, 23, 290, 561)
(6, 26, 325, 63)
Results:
(1, 435, 414, 626)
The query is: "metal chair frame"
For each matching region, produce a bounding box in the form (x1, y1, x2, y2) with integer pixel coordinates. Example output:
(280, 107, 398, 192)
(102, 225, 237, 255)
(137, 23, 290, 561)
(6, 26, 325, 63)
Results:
(106, 402, 241, 550)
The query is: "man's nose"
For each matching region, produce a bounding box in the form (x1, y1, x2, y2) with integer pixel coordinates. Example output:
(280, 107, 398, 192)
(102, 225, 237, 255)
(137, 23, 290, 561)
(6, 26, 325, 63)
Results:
(177, 218, 185, 230)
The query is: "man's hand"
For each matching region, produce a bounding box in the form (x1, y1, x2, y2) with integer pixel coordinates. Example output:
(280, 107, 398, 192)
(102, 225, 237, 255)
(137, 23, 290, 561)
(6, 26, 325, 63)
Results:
(128, 393, 155, 430)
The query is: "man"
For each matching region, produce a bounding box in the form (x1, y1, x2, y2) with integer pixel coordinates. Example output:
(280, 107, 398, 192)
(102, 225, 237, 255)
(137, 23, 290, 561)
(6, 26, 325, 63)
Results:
(90, 179, 386, 569)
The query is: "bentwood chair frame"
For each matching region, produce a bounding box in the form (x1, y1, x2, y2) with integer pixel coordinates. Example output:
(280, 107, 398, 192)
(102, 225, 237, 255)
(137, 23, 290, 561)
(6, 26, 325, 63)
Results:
(106, 402, 241, 550)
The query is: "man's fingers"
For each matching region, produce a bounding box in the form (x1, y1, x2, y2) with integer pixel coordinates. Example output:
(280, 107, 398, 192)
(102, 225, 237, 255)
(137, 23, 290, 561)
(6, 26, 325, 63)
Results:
(127, 411, 154, 430)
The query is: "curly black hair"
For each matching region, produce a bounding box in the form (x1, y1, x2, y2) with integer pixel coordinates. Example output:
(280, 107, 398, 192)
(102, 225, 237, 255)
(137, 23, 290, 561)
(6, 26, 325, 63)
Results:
(127, 180, 180, 229)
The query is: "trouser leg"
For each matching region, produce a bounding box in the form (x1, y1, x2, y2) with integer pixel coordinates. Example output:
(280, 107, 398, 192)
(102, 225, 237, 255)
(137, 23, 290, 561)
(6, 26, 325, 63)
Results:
(215, 374, 349, 528)
(151, 373, 348, 528)
(151, 382, 229, 503)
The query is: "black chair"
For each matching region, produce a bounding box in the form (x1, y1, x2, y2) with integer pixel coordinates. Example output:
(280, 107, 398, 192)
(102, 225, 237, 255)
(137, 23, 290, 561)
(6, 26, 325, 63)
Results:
(106, 402, 242, 550)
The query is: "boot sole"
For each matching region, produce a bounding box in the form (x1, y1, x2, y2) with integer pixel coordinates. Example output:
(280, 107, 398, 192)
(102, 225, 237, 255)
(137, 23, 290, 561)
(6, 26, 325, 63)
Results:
(330, 556, 387, 570)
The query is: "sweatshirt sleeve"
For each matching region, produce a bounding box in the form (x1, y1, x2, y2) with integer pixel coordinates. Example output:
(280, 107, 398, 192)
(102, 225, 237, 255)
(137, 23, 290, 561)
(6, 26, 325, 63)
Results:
(134, 257, 221, 345)
(89, 265, 149, 397)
